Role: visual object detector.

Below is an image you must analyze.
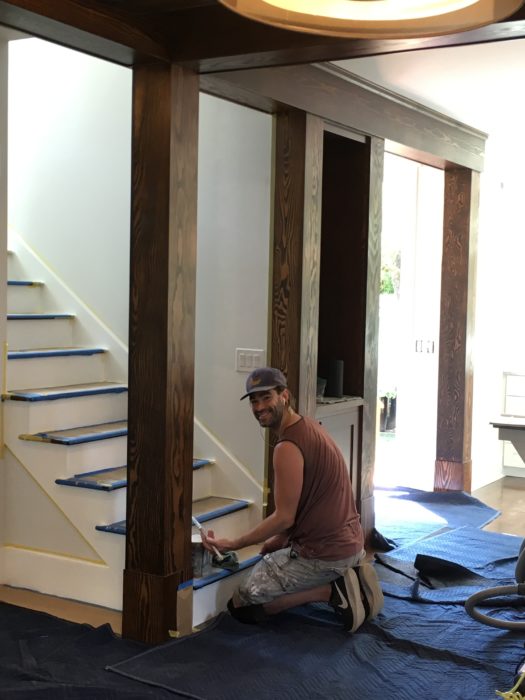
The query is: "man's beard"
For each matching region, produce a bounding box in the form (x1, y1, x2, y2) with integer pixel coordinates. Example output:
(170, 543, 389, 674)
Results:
(255, 402, 285, 430)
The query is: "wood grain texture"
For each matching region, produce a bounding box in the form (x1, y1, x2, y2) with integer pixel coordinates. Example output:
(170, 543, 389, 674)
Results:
(122, 569, 180, 644)
(267, 109, 308, 513)
(434, 167, 478, 493)
(270, 109, 307, 402)
(123, 62, 198, 643)
(298, 114, 324, 418)
(206, 64, 486, 172)
(0, 0, 169, 65)
(360, 137, 383, 513)
(1, 1, 525, 71)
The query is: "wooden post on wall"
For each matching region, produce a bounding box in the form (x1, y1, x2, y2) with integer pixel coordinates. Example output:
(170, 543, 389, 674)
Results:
(435, 167, 479, 492)
(359, 136, 383, 538)
(269, 109, 323, 511)
(123, 61, 199, 644)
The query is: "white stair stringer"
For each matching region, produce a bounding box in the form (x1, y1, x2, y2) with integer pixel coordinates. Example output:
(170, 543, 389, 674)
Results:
(193, 417, 264, 514)
(2, 448, 124, 610)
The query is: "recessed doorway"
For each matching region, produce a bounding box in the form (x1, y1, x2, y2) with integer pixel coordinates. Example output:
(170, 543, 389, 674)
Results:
(375, 153, 444, 491)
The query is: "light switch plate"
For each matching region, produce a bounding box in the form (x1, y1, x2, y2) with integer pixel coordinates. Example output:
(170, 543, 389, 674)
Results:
(235, 348, 265, 372)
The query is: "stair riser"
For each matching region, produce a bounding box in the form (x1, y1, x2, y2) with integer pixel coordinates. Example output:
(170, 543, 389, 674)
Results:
(11, 435, 128, 475)
(7, 353, 107, 390)
(3, 545, 124, 610)
(55, 481, 127, 526)
(192, 505, 255, 541)
(4, 447, 126, 566)
(193, 568, 253, 628)
(192, 464, 213, 501)
(7, 318, 74, 350)
(4, 392, 128, 434)
(7, 285, 44, 313)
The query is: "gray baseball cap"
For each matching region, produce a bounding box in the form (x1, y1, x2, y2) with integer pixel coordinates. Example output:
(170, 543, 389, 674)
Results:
(240, 367, 287, 400)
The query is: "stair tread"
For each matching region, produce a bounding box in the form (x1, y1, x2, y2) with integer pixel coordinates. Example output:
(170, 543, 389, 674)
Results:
(19, 419, 127, 445)
(55, 458, 214, 491)
(96, 496, 250, 534)
(5, 381, 128, 402)
(192, 496, 250, 523)
(56, 466, 128, 491)
(7, 280, 43, 286)
(7, 312, 74, 320)
(193, 544, 262, 590)
(8, 346, 106, 359)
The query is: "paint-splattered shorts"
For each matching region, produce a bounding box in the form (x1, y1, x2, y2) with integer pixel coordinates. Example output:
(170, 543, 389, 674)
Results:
(235, 546, 365, 606)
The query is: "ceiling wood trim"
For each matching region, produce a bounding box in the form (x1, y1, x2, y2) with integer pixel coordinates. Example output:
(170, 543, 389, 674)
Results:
(0, 1, 524, 71)
(0, 0, 169, 64)
(204, 62, 487, 171)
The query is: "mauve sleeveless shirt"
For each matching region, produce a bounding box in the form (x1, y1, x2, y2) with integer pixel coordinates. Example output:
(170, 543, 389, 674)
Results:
(278, 416, 364, 561)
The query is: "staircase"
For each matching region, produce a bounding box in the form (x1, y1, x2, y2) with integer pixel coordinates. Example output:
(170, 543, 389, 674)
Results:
(2, 245, 262, 628)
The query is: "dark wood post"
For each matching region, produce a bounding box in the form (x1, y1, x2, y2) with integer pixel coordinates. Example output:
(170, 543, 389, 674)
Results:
(123, 61, 199, 644)
(435, 167, 479, 492)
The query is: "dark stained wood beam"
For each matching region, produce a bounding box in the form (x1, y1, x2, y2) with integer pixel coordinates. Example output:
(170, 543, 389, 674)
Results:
(435, 168, 479, 493)
(123, 61, 198, 644)
(170, 5, 525, 73)
(204, 63, 486, 172)
(0, 0, 169, 64)
(0, 1, 524, 70)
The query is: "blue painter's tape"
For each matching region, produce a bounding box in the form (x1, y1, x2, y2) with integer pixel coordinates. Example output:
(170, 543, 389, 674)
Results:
(95, 520, 127, 535)
(193, 555, 262, 590)
(193, 459, 213, 469)
(178, 579, 194, 591)
(196, 500, 250, 523)
(7, 313, 74, 320)
(8, 348, 105, 360)
(8, 386, 128, 402)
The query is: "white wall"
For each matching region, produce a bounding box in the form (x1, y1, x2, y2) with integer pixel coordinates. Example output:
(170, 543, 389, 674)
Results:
(195, 94, 273, 483)
(8, 39, 131, 344)
(470, 133, 525, 489)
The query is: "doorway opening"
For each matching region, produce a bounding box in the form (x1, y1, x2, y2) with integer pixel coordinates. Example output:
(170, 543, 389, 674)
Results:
(375, 153, 444, 491)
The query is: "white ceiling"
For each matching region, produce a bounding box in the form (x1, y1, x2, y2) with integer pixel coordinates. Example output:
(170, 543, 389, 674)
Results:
(333, 37, 525, 136)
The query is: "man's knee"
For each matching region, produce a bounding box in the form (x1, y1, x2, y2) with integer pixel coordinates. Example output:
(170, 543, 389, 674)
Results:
(227, 597, 268, 624)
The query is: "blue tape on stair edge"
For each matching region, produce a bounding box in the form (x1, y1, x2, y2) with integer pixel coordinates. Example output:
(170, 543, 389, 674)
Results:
(196, 500, 250, 523)
(95, 521, 126, 535)
(55, 477, 127, 491)
(193, 459, 214, 469)
(193, 555, 262, 590)
(41, 428, 127, 445)
(7, 313, 74, 320)
(8, 348, 106, 359)
(7, 386, 128, 401)
(178, 579, 194, 591)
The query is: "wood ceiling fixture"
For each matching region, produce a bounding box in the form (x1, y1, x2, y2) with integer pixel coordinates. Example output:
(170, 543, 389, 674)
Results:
(0, 0, 524, 70)
(218, 0, 525, 39)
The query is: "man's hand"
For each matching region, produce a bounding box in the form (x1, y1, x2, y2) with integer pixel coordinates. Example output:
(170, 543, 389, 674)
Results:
(201, 528, 239, 553)
(260, 533, 289, 555)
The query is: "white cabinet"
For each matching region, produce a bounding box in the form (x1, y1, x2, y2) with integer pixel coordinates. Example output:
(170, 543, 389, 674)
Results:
(315, 397, 364, 499)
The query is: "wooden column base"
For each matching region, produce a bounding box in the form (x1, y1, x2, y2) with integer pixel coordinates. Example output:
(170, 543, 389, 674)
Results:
(360, 494, 375, 547)
(122, 569, 181, 644)
(434, 459, 472, 493)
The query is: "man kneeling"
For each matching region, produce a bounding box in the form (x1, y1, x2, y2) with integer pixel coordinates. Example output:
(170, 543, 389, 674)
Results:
(202, 367, 383, 632)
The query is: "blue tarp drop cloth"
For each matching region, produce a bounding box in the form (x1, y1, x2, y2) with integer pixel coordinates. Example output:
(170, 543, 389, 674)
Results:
(374, 487, 501, 547)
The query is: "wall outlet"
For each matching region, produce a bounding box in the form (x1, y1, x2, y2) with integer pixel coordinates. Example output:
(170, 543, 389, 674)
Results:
(235, 348, 265, 372)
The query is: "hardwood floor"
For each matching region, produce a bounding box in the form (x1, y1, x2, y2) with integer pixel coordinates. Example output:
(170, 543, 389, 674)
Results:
(1, 476, 523, 632)
(473, 476, 525, 538)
